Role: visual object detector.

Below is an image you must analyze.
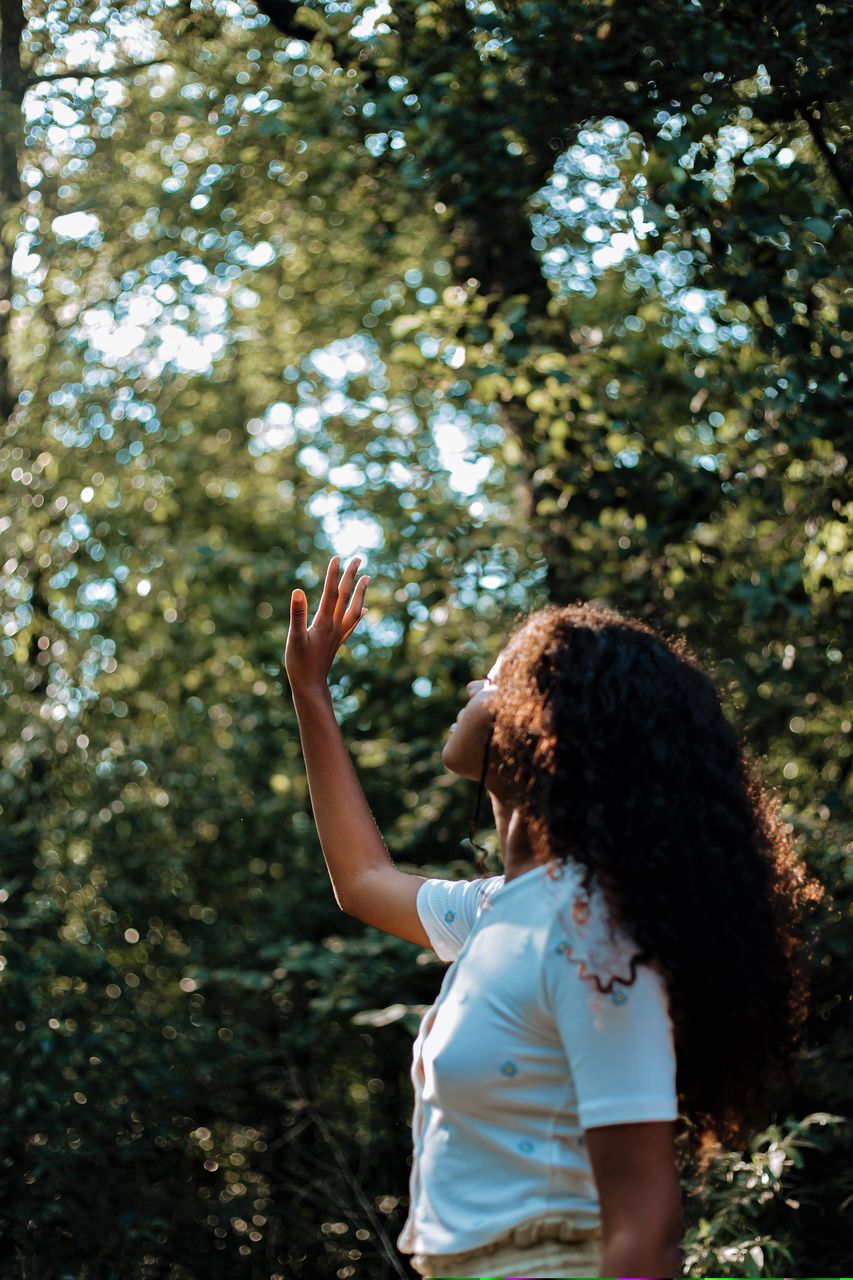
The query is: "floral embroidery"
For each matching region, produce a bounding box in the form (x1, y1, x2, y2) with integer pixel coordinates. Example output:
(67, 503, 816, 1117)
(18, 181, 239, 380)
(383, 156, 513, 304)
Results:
(444, 910, 456, 923)
(517, 1139, 534, 1153)
(611, 989, 628, 1006)
(500, 1060, 518, 1077)
(571, 894, 591, 927)
(548, 871, 643, 993)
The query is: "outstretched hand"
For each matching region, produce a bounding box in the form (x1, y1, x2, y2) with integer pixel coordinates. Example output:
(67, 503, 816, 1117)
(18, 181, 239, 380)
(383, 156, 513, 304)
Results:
(284, 555, 369, 694)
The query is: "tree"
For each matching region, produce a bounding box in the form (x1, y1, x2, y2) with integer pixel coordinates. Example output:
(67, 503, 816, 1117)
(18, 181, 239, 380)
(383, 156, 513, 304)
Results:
(0, 0, 849, 1274)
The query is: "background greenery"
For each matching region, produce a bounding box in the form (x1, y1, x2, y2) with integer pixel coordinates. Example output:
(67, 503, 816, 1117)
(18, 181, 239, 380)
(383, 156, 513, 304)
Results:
(0, 0, 850, 1275)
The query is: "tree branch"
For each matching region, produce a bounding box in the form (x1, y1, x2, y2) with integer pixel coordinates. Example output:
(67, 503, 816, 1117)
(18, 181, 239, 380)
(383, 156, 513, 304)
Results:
(797, 97, 853, 208)
(25, 56, 169, 89)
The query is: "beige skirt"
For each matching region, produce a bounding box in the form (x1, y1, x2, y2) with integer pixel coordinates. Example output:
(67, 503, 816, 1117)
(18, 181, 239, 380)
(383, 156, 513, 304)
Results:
(409, 1215, 604, 1279)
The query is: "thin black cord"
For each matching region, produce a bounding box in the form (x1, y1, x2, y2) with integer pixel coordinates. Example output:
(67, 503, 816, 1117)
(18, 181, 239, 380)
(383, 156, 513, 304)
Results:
(465, 723, 495, 873)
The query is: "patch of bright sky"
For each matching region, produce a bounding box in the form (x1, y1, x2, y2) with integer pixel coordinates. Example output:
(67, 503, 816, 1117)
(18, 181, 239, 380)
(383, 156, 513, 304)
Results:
(39, 228, 232, 369)
(306, 491, 385, 567)
(52, 211, 101, 240)
(535, 119, 653, 293)
(12, 235, 42, 279)
(309, 344, 371, 383)
(24, 75, 125, 126)
(212, 0, 245, 21)
(248, 325, 499, 568)
(75, 255, 229, 375)
(78, 578, 118, 608)
(21, 15, 219, 376)
(351, 0, 393, 39)
(236, 241, 276, 269)
(29, 6, 159, 101)
(534, 115, 742, 353)
(55, 27, 102, 68)
(77, 306, 226, 373)
(432, 411, 493, 496)
(60, 12, 158, 69)
(261, 330, 493, 498)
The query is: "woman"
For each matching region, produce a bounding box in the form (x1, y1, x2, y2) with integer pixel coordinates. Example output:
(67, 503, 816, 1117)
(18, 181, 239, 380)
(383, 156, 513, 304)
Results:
(284, 555, 823, 1279)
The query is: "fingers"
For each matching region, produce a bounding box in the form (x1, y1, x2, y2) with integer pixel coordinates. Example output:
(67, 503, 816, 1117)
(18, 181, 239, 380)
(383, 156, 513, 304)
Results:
(333, 556, 363, 626)
(315, 555, 367, 629)
(340, 607, 367, 645)
(343, 571, 369, 629)
(316, 555, 342, 624)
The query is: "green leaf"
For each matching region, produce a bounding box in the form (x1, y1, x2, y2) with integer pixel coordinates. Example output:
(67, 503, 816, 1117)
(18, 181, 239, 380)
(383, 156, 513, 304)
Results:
(390, 314, 423, 339)
(294, 4, 332, 34)
(803, 217, 833, 238)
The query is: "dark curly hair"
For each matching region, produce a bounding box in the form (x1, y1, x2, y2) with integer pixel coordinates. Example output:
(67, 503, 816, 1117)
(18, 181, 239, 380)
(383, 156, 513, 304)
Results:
(478, 601, 825, 1181)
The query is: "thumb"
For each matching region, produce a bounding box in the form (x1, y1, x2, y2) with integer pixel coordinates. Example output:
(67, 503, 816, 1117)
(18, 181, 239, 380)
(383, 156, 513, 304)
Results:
(291, 589, 307, 627)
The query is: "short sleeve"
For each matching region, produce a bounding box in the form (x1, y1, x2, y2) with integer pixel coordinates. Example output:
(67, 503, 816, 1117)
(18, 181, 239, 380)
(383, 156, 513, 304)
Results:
(416, 876, 502, 963)
(543, 907, 679, 1129)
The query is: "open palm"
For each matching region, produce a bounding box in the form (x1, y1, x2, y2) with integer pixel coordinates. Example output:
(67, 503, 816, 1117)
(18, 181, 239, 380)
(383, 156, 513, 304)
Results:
(284, 554, 369, 693)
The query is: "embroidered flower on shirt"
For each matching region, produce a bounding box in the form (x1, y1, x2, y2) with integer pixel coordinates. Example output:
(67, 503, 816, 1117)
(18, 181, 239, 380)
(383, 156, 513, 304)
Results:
(611, 989, 628, 1005)
(500, 1060, 518, 1077)
(517, 1139, 534, 1153)
(444, 910, 456, 923)
(549, 871, 645, 995)
(571, 893, 591, 927)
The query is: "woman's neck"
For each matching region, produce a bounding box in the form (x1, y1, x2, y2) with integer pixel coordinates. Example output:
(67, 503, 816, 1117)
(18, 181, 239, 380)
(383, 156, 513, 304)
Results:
(491, 795, 548, 883)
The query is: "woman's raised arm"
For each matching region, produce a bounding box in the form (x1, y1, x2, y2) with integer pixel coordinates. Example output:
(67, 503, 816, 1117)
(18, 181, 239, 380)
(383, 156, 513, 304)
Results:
(284, 555, 431, 947)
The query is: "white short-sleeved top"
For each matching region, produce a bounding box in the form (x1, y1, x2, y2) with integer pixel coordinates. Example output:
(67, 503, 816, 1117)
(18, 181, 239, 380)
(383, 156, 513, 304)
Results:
(396, 858, 678, 1257)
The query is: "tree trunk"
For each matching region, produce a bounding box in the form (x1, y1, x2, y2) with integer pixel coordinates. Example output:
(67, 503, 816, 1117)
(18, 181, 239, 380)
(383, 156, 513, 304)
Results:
(0, 0, 25, 424)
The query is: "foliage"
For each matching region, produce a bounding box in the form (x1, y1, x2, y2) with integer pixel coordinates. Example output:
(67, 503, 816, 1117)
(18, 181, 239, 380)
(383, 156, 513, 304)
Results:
(0, 0, 849, 1275)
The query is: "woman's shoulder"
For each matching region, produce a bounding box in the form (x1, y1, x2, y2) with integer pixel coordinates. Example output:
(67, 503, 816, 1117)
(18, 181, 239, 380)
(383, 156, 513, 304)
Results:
(542, 859, 648, 991)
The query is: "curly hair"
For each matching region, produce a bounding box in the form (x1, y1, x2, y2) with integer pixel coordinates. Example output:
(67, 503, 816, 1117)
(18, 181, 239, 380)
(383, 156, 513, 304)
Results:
(484, 601, 825, 1181)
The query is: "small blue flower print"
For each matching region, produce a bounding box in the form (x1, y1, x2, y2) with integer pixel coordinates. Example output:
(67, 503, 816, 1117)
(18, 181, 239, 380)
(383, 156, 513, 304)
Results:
(444, 910, 456, 923)
(555, 940, 569, 954)
(611, 989, 628, 1006)
(517, 1139, 534, 1154)
(500, 1060, 518, 1077)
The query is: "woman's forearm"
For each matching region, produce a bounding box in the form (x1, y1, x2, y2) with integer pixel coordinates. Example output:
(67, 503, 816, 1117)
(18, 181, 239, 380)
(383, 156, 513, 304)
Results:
(291, 684, 393, 909)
